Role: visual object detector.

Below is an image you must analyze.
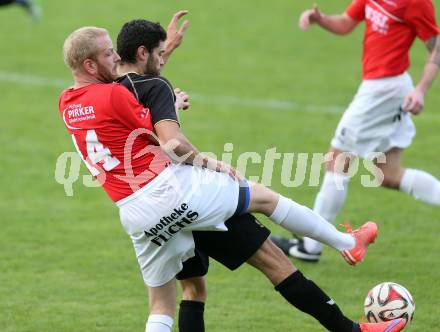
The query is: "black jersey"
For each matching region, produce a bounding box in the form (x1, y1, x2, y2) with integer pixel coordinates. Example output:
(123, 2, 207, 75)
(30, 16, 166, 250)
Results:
(117, 73, 178, 126)
(117, 73, 270, 276)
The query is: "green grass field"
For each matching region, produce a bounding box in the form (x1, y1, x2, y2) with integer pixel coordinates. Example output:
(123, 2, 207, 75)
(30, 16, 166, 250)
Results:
(1, 1, 440, 331)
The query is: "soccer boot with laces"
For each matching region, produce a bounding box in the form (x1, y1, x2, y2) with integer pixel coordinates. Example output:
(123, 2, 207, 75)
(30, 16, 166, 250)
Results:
(340, 221, 378, 266)
(359, 318, 405, 332)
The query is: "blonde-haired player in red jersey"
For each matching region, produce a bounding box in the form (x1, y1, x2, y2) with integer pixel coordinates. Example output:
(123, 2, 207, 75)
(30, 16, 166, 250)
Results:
(273, 0, 440, 261)
(58, 20, 407, 332)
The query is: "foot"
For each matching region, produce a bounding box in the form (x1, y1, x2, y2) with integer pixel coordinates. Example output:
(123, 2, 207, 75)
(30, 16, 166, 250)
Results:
(270, 235, 299, 255)
(288, 238, 321, 262)
(341, 221, 378, 266)
(359, 318, 405, 332)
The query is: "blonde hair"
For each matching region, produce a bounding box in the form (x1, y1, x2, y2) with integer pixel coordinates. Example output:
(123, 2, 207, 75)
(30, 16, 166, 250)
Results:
(63, 26, 109, 71)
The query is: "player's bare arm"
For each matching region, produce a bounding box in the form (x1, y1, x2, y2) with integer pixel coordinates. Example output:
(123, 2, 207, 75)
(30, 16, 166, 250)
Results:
(402, 35, 440, 115)
(163, 10, 189, 64)
(155, 120, 239, 179)
(427, 34, 440, 67)
(299, 5, 358, 35)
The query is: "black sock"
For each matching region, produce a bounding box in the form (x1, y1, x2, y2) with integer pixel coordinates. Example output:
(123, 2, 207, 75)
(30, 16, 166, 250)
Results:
(275, 271, 359, 332)
(178, 300, 205, 332)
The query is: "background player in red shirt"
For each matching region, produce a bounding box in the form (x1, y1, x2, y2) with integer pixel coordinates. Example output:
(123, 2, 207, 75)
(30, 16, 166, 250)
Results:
(273, 0, 440, 262)
(58, 24, 404, 332)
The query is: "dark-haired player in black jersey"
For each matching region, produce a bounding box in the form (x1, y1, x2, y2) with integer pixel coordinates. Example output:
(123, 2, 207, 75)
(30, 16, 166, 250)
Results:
(114, 16, 401, 332)
(116, 16, 276, 332)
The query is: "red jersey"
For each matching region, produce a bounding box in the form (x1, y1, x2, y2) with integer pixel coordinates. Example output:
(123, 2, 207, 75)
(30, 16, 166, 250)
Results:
(346, 0, 440, 79)
(58, 83, 170, 202)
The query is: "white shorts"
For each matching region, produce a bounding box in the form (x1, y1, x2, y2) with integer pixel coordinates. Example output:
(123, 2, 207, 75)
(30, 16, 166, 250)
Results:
(117, 163, 241, 287)
(331, 72, 416, 158)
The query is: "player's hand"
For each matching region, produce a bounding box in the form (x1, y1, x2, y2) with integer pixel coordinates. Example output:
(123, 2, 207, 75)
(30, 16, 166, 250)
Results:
(165, 10, 189, 53)
(174, 88, 190, 110)
(402, 89, 425, 115)
(216, 160, 242, 181)
(299, 4, 323, 32)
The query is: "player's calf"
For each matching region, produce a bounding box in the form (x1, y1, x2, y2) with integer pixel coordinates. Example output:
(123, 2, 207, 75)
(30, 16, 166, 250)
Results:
(275, 270, 360, 332)
(247, 188, 355, 253)
(146, 279, 177, 332)
(380, 172, 403, 189)
(180, 277, 207, 302)
(247, 238, 297, 286)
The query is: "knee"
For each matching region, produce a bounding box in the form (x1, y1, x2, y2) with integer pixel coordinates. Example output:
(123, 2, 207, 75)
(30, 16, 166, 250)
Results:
(325, 150, 352, 174)
(248, 181, 278, 215)
(181, 278, 208, 302)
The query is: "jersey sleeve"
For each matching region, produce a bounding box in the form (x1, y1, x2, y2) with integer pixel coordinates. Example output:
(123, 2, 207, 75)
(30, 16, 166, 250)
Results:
(140, 78, 179, 126)
(110, 84, 153, 130)
(346, 0, 366, 21)
(405, 0, 440, 41)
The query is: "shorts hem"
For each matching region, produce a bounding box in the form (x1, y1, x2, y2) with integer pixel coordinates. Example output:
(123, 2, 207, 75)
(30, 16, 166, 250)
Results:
(143, 248, 195, 287)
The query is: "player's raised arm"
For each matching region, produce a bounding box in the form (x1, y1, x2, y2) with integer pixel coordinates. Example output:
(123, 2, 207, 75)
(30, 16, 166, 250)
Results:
(299, 4, 359, 35)
(163, 10, 189, 64)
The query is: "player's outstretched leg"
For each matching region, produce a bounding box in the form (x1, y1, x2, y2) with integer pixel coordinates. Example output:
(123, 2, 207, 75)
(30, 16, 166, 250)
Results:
(275, 271, 405, 332)
(247, 181, 377, 265)
(249, 240, 356, 331)
(298, 169, 351, 260)
(271, 147, 353, 262)
(249, 240, 401, 332)
(381, 148, 440, 206)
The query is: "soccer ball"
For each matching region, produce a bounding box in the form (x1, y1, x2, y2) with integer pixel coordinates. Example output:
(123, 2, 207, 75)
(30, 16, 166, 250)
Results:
(364, 282, 415, 325)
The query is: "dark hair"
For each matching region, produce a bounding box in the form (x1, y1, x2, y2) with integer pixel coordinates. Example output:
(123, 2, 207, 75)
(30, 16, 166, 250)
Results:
(117, 19, 167, 64)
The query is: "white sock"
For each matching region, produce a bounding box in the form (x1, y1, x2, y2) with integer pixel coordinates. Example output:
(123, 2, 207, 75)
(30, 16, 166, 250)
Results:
(145, 314, 173, 332)
(270, 195, 354, 252)
(304, 172, 350, 254)
(400, 168, 440, 206)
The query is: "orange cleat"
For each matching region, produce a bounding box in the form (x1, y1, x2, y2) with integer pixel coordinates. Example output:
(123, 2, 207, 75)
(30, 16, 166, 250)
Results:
(340, 221, 378, 266)
(359, 318, 406, 332)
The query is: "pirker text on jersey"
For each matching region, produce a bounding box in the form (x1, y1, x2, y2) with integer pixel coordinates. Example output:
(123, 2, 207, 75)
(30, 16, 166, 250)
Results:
(144, 203, 199, 246)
